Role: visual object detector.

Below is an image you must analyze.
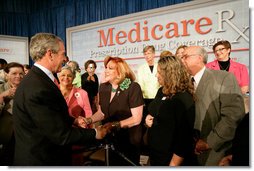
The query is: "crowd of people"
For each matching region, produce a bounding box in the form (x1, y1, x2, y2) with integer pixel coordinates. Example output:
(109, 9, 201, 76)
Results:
(0, 32, 249, 166)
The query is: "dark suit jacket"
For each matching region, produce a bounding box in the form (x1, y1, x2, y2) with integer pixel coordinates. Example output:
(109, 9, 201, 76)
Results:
(195, 69, 245, 165)
(13, 66, 96, 166)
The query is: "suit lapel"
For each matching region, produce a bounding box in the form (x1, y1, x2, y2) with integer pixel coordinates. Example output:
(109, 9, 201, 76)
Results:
(195, 69, 210, 98)
(194, 69, 212, 131)
(32, 66, 60, 92)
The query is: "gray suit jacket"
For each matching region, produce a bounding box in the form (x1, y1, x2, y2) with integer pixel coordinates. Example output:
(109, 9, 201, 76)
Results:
(195, 69, 245, 166)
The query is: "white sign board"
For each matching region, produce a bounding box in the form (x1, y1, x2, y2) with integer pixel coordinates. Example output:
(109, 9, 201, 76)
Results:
(0, 35, 29, 64)
(67, 0, 249, 81)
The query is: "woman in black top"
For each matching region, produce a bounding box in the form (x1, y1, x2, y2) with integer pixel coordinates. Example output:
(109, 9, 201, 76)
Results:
(145, 56, 195, 166)
(84, 56, 144, 166)
(81, 60, 99, 113)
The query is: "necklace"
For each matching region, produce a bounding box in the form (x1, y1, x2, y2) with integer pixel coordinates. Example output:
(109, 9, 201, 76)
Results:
(112, 87, 117, 93)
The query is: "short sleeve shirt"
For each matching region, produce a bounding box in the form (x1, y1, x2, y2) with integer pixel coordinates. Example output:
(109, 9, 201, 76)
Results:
(99, 81, 144, 122)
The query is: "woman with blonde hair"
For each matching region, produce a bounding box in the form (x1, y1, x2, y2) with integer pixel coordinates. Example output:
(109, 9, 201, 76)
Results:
(84, 56, 144, 166)
(145, 56, 196, 166)
(160, 50, 173, 59)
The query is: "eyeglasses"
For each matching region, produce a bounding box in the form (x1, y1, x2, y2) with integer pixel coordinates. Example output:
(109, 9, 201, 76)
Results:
(181, 54, 199, 60)
(214, 48, 226, 53)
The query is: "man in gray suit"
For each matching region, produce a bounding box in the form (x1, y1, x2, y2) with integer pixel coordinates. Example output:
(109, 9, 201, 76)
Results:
(181, 46, 245, 166)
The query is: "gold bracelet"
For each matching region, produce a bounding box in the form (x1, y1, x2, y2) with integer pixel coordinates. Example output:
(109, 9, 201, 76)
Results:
(111, 121, 121, 130)
(84, 117, 93, 125)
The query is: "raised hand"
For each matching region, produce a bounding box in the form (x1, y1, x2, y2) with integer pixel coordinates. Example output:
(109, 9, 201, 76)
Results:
(1, 87, 16, 98)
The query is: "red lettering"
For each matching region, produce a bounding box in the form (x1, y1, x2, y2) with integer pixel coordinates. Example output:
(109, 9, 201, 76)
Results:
(143, 20, 150, 41)
(195, 17, 212, 34)
(165, 22, 180, 38)
(97, 17, 213, 47)
(97, 28, 115, 47)
(151, 24, 163, 40)
(181, 19, 195, 36)
(128, 22, 141, 43)
(116, 31, 127, 45)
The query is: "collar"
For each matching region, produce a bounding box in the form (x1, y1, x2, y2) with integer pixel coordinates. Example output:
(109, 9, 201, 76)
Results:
(193, 66, 206, 88)
(34, 63, 55, 82)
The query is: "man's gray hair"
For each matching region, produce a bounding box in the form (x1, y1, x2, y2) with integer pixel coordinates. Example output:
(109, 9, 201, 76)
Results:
(30, 33, 63, 62)
(198, 47, 208, 64)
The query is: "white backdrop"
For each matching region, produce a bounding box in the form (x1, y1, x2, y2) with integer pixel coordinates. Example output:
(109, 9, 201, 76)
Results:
(0, 35, 29, 64)
(67, 0, 249, 82)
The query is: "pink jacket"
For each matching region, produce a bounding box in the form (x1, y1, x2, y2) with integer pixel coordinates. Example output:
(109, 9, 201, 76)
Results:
(206, 59, 249, 87)
(65, 87, 92, 118)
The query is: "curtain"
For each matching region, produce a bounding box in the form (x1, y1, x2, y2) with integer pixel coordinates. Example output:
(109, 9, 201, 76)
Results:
(0, 0, 190, 64)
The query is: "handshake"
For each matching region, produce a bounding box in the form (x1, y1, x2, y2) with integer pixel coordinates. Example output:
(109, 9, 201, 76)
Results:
(74, 116, 121, 140)
(95, 121, 121, 140)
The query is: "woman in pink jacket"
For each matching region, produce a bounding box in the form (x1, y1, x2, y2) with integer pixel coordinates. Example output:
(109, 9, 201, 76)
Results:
(58, 65, 92, 120)
(58, 65, 92, 165)
(206, 40, 249, 94)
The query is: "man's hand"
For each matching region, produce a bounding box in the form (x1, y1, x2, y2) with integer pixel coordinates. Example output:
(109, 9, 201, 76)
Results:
(195, 139, 210, 154)
(102, 122, 113, 133)
(218, 155, 232, 166)
(74, 116, 88, 128)
(102, 121, 121, 133)
(95, 125, 108, 139)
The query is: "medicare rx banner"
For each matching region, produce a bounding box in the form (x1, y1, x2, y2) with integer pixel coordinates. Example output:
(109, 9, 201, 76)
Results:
(67, 0, 249, 80)
(0, 35, 29, 65)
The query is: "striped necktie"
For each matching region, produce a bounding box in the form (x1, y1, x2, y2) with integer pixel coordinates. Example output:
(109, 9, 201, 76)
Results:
(191, 77, 195, 85)
(53, 78, 59, 87)
(191, 77, 196, 90)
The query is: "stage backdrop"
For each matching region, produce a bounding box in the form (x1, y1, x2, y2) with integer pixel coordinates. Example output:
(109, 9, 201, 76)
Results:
(67, 0, 249, 81)
(0, 35, 29, 65)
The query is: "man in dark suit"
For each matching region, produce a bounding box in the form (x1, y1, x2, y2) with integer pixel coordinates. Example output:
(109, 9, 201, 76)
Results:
(13, 33, 107, 166)
(181, 46, 245, 166)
